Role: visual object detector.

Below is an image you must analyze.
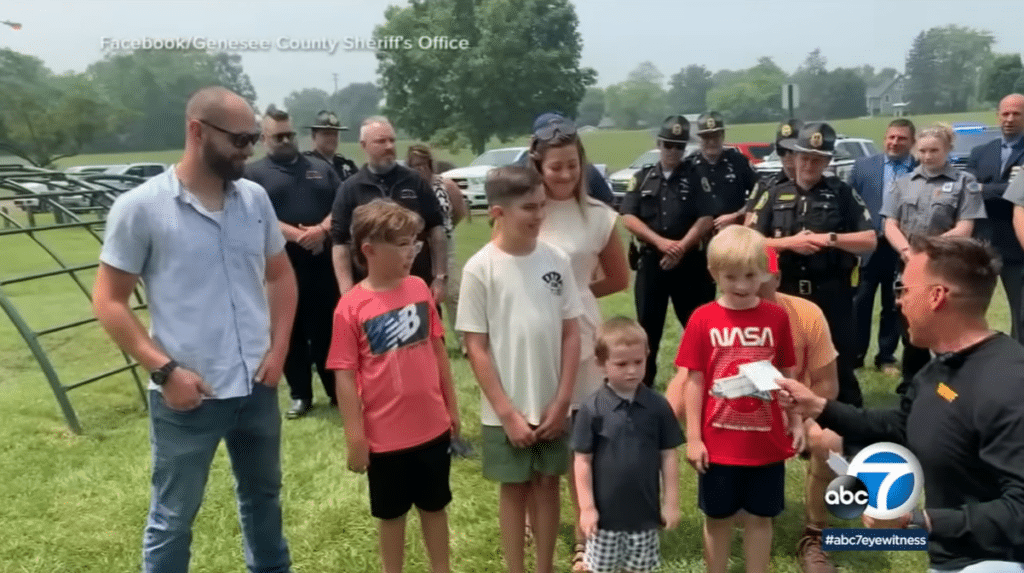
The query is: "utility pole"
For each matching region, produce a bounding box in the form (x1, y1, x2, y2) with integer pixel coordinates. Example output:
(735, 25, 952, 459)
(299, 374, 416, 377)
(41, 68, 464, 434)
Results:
(333, 73, 339, 95)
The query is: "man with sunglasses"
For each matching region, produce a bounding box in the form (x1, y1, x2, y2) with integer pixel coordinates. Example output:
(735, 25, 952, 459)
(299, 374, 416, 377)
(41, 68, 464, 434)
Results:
(745, 119, 803, 227)
(780, 236, 1024, 573)
(621, 115, 715, 387)
(687, 111, 759, 232)
(245, 107, 342, 419)
(302, 110, 358, 182)
(93, 86, 297, 573)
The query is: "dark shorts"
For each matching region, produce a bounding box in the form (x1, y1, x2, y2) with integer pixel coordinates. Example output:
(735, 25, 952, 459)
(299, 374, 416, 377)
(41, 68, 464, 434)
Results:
(698, 462, 785, 519)
(367, 431, 452, 520)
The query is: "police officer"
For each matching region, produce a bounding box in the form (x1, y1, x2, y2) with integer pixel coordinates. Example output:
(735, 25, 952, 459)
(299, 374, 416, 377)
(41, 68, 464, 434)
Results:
(882, 122, 986, 390)
(245, 107, 341, 418)
(743, 119, 803, 226)
(687, 111, 759, 232)
(749, 122, 877, 407)
(303, 110, 358, 181)
(621, 115, 715, 387)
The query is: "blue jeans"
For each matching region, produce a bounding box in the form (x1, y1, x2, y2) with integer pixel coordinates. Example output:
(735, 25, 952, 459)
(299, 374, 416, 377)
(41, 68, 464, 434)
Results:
(143, 385, 291, 573)
(929, 561, 1024, 573)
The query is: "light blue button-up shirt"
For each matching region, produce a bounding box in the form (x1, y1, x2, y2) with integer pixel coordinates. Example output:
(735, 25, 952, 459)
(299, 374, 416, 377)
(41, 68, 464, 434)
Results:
(100, 166, 286, 399)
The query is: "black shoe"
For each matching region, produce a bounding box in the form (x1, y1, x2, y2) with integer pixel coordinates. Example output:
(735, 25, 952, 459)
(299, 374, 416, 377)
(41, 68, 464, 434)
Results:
(286, 399, 312, 419)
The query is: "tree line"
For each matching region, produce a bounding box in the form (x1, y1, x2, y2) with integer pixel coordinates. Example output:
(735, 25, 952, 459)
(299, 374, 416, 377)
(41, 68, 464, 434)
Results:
(1, 11, 1021, 168)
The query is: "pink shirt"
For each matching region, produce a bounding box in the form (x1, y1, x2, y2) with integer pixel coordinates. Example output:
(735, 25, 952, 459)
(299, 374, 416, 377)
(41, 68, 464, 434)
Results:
(327, 276, 451, 453)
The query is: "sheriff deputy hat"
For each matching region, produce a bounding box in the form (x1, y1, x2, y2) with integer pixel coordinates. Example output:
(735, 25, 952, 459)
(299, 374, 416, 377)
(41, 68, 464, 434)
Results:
(306, 110, 348, 131)
(696, 111, 725, 135)
(790, 121, 836, 157)
(658, 115, 690, 143)
(775, 119, 803, 152)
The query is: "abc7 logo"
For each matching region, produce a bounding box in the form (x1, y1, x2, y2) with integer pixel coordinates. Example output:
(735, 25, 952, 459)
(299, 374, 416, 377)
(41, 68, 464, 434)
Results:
(824, 443, 923, 520)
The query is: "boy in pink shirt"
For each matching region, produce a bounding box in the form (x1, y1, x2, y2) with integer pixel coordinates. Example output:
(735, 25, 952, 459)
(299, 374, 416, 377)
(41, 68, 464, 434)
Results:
(668, 225, 804, 573)
(327, 199, 461, 573)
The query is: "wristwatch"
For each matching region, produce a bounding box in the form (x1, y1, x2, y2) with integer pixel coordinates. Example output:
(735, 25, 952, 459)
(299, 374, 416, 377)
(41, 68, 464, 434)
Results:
(828, 232, 838, 246)
(151, 360, 179, 386)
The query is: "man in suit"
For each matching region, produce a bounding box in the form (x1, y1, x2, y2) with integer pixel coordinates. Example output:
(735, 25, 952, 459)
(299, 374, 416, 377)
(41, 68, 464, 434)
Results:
(850, 119, 915, 375)
(967, 93, 1024, 343)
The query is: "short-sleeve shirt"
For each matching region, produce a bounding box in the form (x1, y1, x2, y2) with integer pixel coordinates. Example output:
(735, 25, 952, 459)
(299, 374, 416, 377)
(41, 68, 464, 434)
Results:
(325, 275, 451, 453)
(243, 154, 339, 226)
(572, 384, 683, 531)
(330, 164, 444, 284)
(674, 300, 796, 466)
(100, 167, 286, 398)
(538, 197, 618, 405)
(1005, 169, 1024, 207)
(773, 293, 838, 387)
(686, 148, 759, 216)
(456, 241, 584, 426)
(619, 163, 714, 241)
(881, 165, 985, 238)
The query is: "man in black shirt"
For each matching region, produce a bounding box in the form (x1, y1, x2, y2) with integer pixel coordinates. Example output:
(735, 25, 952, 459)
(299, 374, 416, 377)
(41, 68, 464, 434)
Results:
(780, 236, 1024, 572)
(330, 116, 446, 299)
(687, 111, 759, 231)
(245, 107, 340, 418)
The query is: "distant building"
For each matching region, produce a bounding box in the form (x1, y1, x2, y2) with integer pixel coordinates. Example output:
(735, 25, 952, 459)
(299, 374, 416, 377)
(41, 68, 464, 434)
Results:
(866, 74, 909, 117)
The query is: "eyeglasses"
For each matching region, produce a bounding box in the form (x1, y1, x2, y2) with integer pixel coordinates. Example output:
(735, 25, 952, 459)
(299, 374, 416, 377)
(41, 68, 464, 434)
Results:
(893, 280, 961, 299)
(534, 118, 577, 142)
(378, 240, 423, 255)
(270, 131, 297, 143)
(198, 119, 261, 149)
(660, 141, 685, 150)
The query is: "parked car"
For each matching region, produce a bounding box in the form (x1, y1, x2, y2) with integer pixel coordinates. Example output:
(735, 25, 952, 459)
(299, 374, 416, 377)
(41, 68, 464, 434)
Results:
(608, 144, 702, 206)
(729, 142, 774, 165)
(440, 147, 529, 208)
(755, 137, 878, 183)
(949, 125, 1000, 171)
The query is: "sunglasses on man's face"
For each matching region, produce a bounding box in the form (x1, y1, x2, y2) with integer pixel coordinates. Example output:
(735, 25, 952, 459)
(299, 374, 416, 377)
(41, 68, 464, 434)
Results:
(661, 141, 685, 150)
(270, 131, 297, 143)
(199, 119, 261, 149)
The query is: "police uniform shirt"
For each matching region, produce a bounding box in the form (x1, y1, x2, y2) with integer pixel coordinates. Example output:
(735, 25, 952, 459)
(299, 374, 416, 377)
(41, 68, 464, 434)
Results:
(620, 163, 713, 241)
(686, 148, 759, 216)
(330, 164, 444, 283)
(744, 170, 789, 215)
(881, 165, 985, 238)
(751, 176, 873, 239)
(244, 154, 340, 226)
(303, 149, 358, 182)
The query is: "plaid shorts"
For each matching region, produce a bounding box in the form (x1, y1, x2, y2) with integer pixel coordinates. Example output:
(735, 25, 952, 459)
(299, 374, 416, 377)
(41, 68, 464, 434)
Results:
(584, 528, 660, 573)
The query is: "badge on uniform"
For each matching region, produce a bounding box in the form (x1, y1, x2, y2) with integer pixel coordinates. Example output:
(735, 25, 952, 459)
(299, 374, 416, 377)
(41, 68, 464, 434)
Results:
(306, 170, 323, 179)
(936, 382, 958, 403)
(941, 182, 953, 193)
(400, 188, 416, 199)
(701, 177, 712, 194)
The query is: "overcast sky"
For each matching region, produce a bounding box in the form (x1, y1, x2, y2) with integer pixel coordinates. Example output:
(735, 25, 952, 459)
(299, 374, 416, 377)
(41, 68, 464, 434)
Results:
(2, 0, 1020, 110)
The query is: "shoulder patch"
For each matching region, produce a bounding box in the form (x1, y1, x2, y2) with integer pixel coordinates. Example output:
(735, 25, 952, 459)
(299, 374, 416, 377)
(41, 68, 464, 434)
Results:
(753, 190, 769, 210)
(626, 176, 637, 192)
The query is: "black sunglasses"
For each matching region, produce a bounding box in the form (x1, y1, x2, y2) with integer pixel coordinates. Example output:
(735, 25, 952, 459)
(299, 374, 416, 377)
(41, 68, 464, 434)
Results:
(199, 119, 261, 149)
(534, 118, 577, 142)
(660, 141, 685, 150)
(270, 131, 297, 143)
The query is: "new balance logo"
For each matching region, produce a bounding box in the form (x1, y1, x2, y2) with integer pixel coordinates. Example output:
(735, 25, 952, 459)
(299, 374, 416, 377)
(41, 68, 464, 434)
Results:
(363, 302, 430, 355)
(708, 327, 775, 347)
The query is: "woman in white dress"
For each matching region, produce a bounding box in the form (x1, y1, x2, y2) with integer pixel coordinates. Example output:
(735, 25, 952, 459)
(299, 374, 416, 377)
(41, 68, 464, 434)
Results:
(531, 115, 630, 571)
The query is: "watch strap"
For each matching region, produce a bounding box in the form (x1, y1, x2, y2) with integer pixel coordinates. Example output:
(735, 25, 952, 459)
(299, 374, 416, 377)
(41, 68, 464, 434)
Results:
(152, 359, 178, 386)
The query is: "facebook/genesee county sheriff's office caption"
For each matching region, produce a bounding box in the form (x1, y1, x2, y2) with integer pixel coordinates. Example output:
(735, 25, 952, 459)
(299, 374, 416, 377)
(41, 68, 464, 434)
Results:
(99, 36, 470, 54)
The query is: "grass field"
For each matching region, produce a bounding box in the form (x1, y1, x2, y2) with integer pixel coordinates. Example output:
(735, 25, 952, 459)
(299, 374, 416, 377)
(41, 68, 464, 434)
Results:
(2, 204, 1015, 573)
(52, 110, 998, 175)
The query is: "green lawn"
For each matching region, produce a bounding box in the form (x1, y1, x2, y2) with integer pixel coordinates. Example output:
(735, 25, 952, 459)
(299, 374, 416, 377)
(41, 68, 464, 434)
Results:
(5, 211, 1012, 573)
(54, 110, 998, 176)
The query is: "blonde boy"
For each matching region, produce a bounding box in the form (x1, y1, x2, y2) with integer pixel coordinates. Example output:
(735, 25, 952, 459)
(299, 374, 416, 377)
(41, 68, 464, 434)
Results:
(667, 225, 804, 573)
(573, 317, 682, 573)
(456, 166, 582, 573)
(327, 199, 461, 573)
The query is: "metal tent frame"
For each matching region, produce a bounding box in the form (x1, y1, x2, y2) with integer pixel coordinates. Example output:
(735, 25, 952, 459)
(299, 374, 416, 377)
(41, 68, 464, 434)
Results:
(0, 163, 150, 433)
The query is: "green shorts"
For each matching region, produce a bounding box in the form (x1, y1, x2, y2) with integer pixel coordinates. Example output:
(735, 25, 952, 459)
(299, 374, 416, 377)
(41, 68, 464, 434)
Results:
(480, 424, 570, 483)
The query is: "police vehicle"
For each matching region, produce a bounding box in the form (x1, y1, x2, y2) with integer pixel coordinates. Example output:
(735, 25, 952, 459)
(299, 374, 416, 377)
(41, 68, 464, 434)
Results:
(608, 143, 701, 207)
(949, 123, 1000, 171)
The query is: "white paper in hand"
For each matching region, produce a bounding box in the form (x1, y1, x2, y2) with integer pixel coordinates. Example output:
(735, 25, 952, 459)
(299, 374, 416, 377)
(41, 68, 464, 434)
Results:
(710, 374, 757, 399)
(737, 360, 784, 392)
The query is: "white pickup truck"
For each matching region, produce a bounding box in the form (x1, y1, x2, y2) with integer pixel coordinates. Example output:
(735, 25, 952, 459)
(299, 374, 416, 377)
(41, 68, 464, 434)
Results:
(755, 137, 878, 184)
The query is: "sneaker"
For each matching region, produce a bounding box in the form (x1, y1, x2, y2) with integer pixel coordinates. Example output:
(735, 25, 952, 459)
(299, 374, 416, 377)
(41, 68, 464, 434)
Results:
(797, 528, 837, 573)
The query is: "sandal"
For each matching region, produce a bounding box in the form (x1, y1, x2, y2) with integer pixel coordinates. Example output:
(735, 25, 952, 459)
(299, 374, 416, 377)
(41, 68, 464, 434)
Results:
(571, 543, 589, 572)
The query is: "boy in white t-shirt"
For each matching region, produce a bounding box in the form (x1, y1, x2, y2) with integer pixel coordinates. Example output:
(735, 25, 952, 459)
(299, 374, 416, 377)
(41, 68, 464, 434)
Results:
(456, 165, 583, 573)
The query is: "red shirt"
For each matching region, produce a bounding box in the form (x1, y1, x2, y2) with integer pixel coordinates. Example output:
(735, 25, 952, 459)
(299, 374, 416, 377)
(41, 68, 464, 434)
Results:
(327, 276, 451, 453)
(675, 300, 796, 466)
